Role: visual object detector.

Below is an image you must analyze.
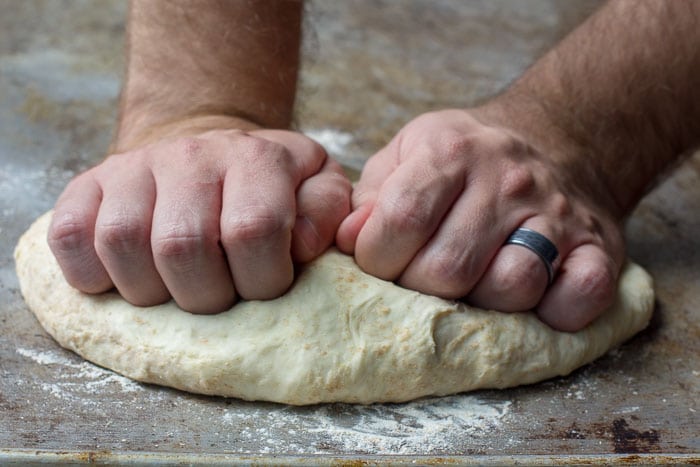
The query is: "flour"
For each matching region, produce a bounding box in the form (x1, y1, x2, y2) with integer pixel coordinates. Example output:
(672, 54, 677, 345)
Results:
(220, 395, 512, 455)
(304, 128, 353, 158)
(306, 396, 512, 454)
(16, 347, 143, 400)
(17, 346, 515, 455)
(613, 406, 641, 414)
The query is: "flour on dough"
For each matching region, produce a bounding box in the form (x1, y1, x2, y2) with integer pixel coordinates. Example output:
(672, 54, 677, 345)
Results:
(15, 212, 654, 405)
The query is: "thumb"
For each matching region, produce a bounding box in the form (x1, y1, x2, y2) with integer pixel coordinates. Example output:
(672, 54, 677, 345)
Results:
(336, 144, 398, 254)
(292, 158, 352, 262)
(336, 201, 374, 254)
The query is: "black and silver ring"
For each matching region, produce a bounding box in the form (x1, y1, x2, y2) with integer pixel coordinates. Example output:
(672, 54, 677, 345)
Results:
(505, 227, 559, 284)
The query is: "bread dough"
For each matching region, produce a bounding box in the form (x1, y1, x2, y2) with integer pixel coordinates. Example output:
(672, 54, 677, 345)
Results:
(15, 212, 654, 405)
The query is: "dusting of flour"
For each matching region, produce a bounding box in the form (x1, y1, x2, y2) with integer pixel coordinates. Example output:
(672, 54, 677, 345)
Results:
(17, 346, 512, 455)
(16, 347, 143, 400)
(220, 395, 512, 455)
(304, 128, 353, 159)
(309, 396, 511, 454)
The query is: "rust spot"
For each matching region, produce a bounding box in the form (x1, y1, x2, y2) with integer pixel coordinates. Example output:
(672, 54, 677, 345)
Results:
(549, 418, 664, 455)
(611, 418, 660, 454)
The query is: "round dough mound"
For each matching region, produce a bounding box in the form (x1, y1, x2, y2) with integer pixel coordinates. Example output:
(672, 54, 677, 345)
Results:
(15, 212, 654, 405)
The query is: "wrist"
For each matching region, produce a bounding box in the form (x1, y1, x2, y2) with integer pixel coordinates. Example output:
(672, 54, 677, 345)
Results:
(112, 114, 262, 153)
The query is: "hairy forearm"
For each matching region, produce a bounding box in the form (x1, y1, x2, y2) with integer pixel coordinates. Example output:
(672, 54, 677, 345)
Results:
(485, 0, 700, 216)
(115, 0, 303, 150)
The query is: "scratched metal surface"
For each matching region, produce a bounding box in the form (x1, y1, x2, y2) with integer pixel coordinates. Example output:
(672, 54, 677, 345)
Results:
(0, 0, 698, 464)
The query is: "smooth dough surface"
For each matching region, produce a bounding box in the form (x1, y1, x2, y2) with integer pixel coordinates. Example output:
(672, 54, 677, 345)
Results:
(15, 212, 654, 405)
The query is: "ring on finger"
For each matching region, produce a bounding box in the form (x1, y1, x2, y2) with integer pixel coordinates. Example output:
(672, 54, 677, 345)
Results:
(504, 227, 559, 285)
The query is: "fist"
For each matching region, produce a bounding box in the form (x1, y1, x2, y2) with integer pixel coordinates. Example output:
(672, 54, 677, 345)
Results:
(337, 109, 625, 331)
(49, 129, 351, 313)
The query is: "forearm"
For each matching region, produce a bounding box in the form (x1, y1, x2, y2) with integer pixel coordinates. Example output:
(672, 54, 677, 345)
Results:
(482, 0, 700, 216)
(115, 0, 303, 151)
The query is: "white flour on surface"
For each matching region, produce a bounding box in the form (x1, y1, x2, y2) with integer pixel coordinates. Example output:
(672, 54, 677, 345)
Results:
(16, 347, 143, 400)
(17, 344, 513, 454)
(304, 128, 354, 159)
(220, 395, 512, 455)
(307, 396, 512, 454)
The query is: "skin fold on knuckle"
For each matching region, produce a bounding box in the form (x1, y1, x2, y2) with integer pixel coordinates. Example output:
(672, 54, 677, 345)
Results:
(541, 262, 617, 332)
(221, 206, 294, 249)
(483, 256, 545, 310)
(48, 210, 93, 255)
(413, 254, 474, 299)
(48, 211, 115, 294)
(318, 182, 352, 226)
(571, 262, 617, 311)
(376, 190, 434, 236)
(95, 215, 151, 257)
(151, 226, 217, 276)
(299, 172, 352, 221)
(48, 213, 108, 293)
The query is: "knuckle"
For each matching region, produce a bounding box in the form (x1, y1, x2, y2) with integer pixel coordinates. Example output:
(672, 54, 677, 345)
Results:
(434, 132, 478, 163)
(317, 183, 351, 219)
(499, 163, 536, 200)
(95, 216, 150, 256)
(173, 136, 206, 162)
(422, 255, 473, 298)
(168, 137, 221, 178)
(48, 211, 112, 294)
(378, 193, 433, 234)
(152, 226, 212, 260)
(152, 233, 203, 275)
(241, 138, 300, 176)
(303, 173, 351, 212)
(48, 211, 92, 253)
(573, 262, 616, 309)
(330, 184, 353, 214)
(549, 192, 573, 217)
(430, 128, 506, 168)
(438, 125, 506, 160)
(245, 137, 290, 164)
(489, 258, 545, 307)
(327, 170, 353, 192)
(222, 206, 293, 246)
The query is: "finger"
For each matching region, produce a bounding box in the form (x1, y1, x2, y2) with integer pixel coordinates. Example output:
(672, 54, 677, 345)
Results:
(468, 217, 564, 312)
(151, 159, 236, 314)
(336, 143, 398, 254)
(251, 129, 344, 261)
(221, 136, 299, 300)
(48, 171, 112, 294)
(352, 154, 465, 279)
(93, 163, 170, 307)
(336, 203, 373, 255)
(536, 244, 619, 332)
(397, 187, 516, 299)
(251, 129, 327, 178)
(292, 157, 352, 262)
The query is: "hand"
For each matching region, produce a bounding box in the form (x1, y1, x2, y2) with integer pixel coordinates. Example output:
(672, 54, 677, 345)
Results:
(336, 109, 625, 332)
(48, 127, 351, 313)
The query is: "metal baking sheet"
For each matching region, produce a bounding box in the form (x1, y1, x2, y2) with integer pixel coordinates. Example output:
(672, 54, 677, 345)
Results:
(1, 0, 697, 463)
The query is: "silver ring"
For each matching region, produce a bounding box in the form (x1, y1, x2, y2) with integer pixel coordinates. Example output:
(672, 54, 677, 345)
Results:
(505, 227, 559, 284)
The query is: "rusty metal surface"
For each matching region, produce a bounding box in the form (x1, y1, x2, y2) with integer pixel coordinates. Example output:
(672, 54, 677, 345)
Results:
(1, 0, 698, 463)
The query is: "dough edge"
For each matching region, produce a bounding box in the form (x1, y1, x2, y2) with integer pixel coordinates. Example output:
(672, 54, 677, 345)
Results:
(14, 211, 655, 405)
